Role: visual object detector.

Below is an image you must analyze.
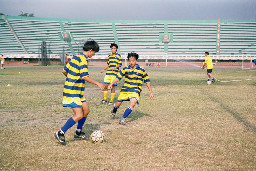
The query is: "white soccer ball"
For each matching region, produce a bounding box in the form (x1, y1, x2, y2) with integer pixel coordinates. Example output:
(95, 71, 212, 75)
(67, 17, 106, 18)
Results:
(90, 130, 104, 143)
(207, 81, 212, 85)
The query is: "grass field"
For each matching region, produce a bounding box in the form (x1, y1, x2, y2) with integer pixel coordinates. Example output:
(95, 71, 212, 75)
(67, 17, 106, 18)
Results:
(0, 65, 256, 170)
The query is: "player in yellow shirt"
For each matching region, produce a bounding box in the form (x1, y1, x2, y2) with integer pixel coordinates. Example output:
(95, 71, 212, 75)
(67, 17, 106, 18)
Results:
(100, 43, 122, 105)
(54, 40, 104, 145)
(108, 52, 154, 125)
(201, 52, 215, 83)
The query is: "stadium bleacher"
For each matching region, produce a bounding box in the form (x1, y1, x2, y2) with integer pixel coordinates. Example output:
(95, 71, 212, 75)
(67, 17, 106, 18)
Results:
(0, 15, 255, 57)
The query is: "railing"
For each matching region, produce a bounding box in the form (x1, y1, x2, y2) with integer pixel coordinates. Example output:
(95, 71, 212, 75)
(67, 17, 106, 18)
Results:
(3, 54, 255, 60)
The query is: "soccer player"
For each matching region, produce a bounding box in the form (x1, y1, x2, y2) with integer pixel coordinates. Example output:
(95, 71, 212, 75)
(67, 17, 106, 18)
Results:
(100, 43, 122, 105)
(201, 52, 215, 83)
(108, 52, 154, 125)
(54, 40, 104, 145)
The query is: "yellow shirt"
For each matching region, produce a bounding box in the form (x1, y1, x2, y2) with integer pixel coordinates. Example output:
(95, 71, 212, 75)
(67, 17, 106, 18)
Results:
(204, 55, 213, 69)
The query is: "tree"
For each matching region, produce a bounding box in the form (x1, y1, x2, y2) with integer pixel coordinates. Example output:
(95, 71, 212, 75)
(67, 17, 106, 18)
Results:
(19, 12, 34, 17)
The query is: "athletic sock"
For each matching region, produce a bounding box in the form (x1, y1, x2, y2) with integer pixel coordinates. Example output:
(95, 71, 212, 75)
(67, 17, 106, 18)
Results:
(103, 91, 108, 101)
(122, 107, 133, 119)
(208, 78, 210, 81)
(212, 78, 215, 80)
(112, 103, 118, 113)
(77, 117, 87, 130)
(61, 117, 76, 133)
(110, 93, 115, 102)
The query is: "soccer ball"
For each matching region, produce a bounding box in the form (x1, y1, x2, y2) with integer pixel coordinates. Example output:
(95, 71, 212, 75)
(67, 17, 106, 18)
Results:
(90, 130, 104, 143)
(207, 81, 212, 85)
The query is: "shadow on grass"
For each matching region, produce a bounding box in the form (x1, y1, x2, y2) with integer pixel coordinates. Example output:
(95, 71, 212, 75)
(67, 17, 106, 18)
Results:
(210, 96, 256, 135)
(67, 123, 105, 143)
(127, 111, 151, 123)
(152, 79, 209, 86)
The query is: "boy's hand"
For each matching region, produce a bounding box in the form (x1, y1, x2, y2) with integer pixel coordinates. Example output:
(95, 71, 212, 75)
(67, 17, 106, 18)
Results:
(108, 84, 113, 90)
(150, 93, 154, 100)
(97, 83, 105, 90)
(100, 70, 105, 73)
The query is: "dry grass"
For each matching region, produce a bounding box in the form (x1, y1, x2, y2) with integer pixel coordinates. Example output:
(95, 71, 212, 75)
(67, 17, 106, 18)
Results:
(0, 65, 256, 170)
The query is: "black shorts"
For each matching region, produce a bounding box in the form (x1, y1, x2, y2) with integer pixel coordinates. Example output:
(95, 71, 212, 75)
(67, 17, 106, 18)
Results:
(207, 69, 212, 73)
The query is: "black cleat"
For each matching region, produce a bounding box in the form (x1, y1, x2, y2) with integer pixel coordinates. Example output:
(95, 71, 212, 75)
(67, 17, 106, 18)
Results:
(110, 109, 116, 119)
(54, 130, 66, 145)
(74, 131, 89, 140)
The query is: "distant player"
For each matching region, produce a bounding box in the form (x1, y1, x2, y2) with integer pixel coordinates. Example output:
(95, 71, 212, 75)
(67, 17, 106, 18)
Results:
(108, 52, 154, 125)
(54, 40, 104, 145)
(201, 52, 215, 83)
(1, 54, 5, 69)
(100, 43, 122, 105)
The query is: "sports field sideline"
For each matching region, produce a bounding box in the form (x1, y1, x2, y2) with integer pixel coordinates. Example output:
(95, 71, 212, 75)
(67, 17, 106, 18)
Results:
(0, 64, 255, 170)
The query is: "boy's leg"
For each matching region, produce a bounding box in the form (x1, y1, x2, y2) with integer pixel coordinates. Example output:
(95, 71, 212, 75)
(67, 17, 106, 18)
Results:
(207, 72, 211, 81)
(208, 73, 215, 82)
(110, 101, 122, 119)
(109, 86, 115, 105)
(54, 107, 83, 145)
(76, 102, 90, 131)
(61, 108, 83, 133)
(102, 84, 108, 103)
(74, 102, 91, 139)
(120, 98, 137, 125)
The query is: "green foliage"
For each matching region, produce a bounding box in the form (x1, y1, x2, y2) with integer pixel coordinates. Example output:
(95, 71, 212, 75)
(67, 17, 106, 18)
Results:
(19, 12, 34, 17)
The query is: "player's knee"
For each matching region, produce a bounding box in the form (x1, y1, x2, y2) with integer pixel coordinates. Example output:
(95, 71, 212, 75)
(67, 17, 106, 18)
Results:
(129, 99, 137, 107)
(83, 108, 90, 117)
(75, 113, 84, 121)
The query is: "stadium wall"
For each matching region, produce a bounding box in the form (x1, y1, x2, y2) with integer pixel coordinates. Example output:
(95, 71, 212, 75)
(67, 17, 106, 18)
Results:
(0, 15, 256, 62)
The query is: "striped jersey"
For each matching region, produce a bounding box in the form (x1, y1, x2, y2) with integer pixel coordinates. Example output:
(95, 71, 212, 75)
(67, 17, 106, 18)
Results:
(106, 53, 122, 75)
(63, 53, 89, 98)
(116, 64, 150, 96)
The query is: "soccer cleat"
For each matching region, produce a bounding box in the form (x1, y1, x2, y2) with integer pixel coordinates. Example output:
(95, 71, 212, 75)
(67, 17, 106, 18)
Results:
(119, 118, 126, 125)
(74, 131, 89, 140)
(212, 79, 215, 83)
(54, 130, 66, 145)
(101, 100, 106, 104)
(110, 109, 116, 119)
(108, 101, 113, 105)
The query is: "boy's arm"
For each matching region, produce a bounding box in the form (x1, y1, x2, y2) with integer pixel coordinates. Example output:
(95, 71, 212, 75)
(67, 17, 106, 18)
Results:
(111, 64, 121, 71)
(146, 82, 154, 100)
(201, 62, 206, 69)
(83, 76, 104, 90)
(108, 78, 119, 90)
(62, 69, 68, 77)
(100, 64, 109, 73)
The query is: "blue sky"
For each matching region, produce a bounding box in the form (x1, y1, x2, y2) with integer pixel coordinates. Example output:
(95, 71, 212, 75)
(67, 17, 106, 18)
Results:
(0, 0, 255, 20)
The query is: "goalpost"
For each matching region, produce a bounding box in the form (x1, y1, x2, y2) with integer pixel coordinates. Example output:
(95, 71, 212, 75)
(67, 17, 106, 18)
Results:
(242, 55, 254, 70)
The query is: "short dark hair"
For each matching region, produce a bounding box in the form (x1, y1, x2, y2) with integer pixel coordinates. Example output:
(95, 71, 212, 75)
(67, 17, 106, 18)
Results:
(110, 43, 118, 49)
(127, 52, 139, 60)
(205, 52, 209, 55)
(83, 39, 99, 52)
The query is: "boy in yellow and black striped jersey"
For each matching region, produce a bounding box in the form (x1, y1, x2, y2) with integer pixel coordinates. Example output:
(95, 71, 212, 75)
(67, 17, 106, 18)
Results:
(54, 40, 104, 145)
(108, 52, 154, 125)
(100, 43, 122, 105)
